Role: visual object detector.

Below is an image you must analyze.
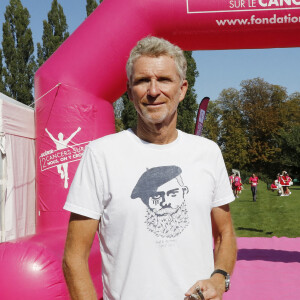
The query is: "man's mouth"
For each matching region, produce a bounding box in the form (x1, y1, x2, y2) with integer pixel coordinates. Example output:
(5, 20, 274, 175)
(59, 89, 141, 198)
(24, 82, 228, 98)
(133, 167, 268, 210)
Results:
(144, 102, 165, 107)
(154, 207, 178, 216)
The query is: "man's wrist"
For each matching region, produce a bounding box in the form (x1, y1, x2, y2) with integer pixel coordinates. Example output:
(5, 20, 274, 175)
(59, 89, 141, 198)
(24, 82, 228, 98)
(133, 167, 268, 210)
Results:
(210, 269, 230, 292)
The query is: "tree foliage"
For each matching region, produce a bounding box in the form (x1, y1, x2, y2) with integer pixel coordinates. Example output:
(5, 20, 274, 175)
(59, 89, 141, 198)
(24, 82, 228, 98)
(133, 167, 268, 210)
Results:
(113, 98, 124, 132)
(240, 78, 286, 170)
(37, 0, 69, 67)
(86, 0, 104, 17)
(217, 88, 249, 171)
(121, 92, 137, 130)
(202, 101, 220, 143)
(86, 0, 98, 17)
(1, 0, 35, 105)
(203, 77, 300, 179)
(177, 51, 199, 133)
(0, 49, 5, 93)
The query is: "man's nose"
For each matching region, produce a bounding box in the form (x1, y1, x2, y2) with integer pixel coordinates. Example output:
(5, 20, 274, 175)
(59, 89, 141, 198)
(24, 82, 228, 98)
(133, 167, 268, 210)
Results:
(147, 80, 160, 98)
(161, 195, 172, 208)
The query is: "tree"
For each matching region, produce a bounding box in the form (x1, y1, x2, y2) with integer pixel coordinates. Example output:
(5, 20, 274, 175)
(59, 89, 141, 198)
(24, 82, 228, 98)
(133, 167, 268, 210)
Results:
(86, 0, 104, 17)
(86, 0, 98, 17)
(240, 78, 287, 171)
(201, 101, 221, 143)
(114, 97, 124, 132)
(284, 92, 300, 128)
(37, 0, 69, 67)
(277, 126, 300, 171)
(121, 92, 137, 129)
(2, 0, 35, 105)
(217, 88, 249, 171)
(275, 93, 300, 176)
(177, 51, 199, 133)
(0, 49, 5, 93)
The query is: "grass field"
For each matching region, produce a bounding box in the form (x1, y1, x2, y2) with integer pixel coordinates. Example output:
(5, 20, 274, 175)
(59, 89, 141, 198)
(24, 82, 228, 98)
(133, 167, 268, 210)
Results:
(230, 182, 300, 237)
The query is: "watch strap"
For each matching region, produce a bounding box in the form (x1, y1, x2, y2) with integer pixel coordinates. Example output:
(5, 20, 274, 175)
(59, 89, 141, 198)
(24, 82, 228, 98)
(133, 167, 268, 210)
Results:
(210, 269, 230, 292)
(211, 269, 228, 278)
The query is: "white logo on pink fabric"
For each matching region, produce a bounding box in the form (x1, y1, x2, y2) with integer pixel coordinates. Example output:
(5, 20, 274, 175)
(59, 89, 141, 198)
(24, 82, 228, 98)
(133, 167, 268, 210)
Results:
(40, 127, 88, 189)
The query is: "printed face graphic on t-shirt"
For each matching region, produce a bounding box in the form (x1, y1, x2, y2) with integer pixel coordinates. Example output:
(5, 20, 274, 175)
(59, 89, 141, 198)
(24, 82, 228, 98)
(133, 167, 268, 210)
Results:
(148, 178, 187, 215)
(131, 166, 189, 238)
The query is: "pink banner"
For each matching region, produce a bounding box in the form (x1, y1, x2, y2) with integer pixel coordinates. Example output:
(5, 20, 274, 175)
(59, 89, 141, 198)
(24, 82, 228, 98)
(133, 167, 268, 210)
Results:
(187, 0, 300, 13)
(194, 97, 210, 136)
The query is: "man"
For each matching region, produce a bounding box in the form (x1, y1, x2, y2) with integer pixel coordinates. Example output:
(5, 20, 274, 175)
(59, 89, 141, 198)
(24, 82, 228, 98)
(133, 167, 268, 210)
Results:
(62, 36, 237, 300)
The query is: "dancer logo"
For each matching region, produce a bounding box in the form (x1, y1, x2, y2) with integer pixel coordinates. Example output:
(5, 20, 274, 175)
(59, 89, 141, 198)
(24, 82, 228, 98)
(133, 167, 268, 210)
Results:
(40, 127, 89, 189)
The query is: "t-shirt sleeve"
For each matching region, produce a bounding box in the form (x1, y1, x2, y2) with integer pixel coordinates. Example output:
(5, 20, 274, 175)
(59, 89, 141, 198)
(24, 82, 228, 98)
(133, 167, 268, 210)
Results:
(212, 146, 235, 208)
(63, 145, 104, 220)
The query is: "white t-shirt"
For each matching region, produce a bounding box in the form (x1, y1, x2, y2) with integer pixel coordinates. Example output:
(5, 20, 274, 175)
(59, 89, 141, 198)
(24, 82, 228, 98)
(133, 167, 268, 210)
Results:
(64, 129, 234, 300)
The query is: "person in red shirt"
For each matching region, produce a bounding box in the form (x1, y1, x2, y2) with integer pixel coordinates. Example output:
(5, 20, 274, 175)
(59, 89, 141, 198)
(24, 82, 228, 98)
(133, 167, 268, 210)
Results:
(281, 171, 291, 196)
(249, 173, 259, 202)
(270, 181, 278, 190)
(229, 172, 235, 191)
(233, 173, 242, 198)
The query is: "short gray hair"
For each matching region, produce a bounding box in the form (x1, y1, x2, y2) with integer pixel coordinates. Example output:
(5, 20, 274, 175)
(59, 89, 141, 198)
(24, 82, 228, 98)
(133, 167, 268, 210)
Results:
(126, 36, 187, 82)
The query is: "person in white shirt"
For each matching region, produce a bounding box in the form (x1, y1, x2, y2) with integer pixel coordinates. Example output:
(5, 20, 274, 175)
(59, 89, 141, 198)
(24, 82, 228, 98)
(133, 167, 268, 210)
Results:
(62, 36, 237, 300)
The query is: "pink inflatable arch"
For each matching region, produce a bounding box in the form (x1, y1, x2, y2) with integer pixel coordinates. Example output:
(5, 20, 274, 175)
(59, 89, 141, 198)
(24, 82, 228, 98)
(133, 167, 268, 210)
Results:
(0, 0, 299, 299)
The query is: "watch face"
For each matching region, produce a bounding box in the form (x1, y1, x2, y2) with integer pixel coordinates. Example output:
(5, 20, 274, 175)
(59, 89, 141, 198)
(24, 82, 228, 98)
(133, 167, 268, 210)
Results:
(225, 275, 230, 291)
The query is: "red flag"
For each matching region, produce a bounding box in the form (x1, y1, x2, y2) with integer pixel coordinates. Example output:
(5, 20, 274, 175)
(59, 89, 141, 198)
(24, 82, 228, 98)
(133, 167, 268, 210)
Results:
(194, 97, 210, 136)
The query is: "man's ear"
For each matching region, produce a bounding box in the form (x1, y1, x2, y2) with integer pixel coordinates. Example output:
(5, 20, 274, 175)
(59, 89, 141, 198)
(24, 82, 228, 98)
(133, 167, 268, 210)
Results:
(182, 186, 189, 195)
(179, 80, 188, 103)
(127, 81, 133, 102)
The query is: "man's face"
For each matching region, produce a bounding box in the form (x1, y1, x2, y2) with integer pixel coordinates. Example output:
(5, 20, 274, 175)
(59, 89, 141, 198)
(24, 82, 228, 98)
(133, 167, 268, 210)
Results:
(148, 178, 187, 215)
(127, 55, 188, 125)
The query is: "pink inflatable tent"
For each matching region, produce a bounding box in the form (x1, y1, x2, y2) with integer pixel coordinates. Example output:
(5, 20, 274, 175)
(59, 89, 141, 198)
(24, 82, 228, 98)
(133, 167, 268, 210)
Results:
(0, 0, 300, 299)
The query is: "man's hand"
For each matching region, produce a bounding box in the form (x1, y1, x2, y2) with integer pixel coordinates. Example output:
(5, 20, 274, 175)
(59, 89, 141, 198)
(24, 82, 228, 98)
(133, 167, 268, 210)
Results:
(185, 275, 225, 300)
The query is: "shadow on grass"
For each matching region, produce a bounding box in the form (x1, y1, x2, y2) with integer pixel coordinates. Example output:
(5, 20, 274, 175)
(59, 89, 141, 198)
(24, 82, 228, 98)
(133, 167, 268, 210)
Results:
(238, 249, 300, 263)
(237, 227, 273, 235)
(237, 227, 273, 234)
(237, 227, 263, 232)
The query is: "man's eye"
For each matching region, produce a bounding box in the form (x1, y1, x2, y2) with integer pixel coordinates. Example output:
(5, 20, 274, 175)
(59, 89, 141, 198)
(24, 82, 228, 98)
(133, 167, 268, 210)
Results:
(158, 78, 171, 82)
(152, 194, 161, 200)
(169, 192, 178, 197)
(152, 199, 159, 205)
(135, 78, 149, 84)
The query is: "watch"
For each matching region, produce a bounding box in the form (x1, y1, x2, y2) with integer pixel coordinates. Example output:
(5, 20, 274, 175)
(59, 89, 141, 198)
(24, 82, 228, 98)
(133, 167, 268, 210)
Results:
(210, 269, 230, 292)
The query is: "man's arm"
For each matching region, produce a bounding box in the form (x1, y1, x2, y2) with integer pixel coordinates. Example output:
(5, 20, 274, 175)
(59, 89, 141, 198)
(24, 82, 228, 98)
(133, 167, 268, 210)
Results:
(185, 204, 237, 300)
(63, 213, 99, 300)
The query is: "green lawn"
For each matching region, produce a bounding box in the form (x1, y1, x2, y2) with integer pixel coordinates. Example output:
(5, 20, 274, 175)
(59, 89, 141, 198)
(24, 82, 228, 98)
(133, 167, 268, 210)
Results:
(230, 182, 300, 237)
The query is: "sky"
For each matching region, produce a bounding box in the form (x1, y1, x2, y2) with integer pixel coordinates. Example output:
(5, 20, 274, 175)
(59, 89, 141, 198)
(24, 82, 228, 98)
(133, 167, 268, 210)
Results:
(0, 0, 299, 102)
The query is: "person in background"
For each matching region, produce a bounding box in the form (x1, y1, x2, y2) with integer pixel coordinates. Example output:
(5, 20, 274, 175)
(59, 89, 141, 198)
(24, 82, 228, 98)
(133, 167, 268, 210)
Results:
(277, 173, 284, 196)
(233, 173, 242, 198)
(281, 171, 291, 196)
(249, 173, 259, 202)
(229, 172, 235, 191)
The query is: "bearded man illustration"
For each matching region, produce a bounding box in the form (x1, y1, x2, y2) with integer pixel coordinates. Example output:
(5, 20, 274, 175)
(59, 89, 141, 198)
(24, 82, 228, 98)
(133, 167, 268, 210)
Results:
(131, 166, 189, 238)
